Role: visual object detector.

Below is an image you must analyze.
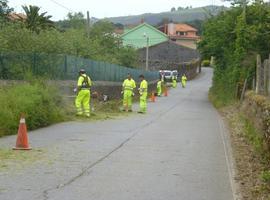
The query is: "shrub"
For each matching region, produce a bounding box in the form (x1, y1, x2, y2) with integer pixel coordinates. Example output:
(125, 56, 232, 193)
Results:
(201, 60, 210, 67)
(0, 80, 65, 137)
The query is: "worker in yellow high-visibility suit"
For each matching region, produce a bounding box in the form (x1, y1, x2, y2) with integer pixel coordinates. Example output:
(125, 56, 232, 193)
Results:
(138, 74, 148, 114)
(172, 75, 177, 88)
(181, 74, 187, 88)
(122, 73, 136, 112)
(75, 69, 92, 117)
(157, 79, 162, 96)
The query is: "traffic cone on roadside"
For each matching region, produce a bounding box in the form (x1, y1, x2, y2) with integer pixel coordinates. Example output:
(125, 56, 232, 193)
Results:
(13, 114, 31, 150)
(164, 87, 168, 97)
(150, 92, 156, 102)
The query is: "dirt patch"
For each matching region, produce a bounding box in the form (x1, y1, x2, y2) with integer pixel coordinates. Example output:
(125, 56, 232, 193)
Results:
(221, 105, 270, 200)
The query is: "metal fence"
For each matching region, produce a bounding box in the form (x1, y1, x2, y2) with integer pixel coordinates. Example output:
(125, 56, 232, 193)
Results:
(0, 52, 159, 82)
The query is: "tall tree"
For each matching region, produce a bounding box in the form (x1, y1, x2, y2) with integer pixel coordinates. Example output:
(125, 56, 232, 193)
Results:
(0, 0, 13, 21)
(22, 5, 54, 33)
(171, 7, 176, 12)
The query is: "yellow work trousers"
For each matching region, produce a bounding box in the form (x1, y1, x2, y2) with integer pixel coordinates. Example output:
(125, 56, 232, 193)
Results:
(140, 93, 147, 113)
(157, 87, 162, 96)
(123, 90, 133, 111)
(182, 81, 186, 88)
(75, 89, 90, 117)
(172, 80, 177, 88)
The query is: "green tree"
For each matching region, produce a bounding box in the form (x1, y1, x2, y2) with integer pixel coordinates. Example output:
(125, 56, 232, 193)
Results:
(171, 7, 176, 12)
(66, 12, 85, 29)
(198, 0, 270, 106)
(0, 0, 12, 18)
(22, 5, 54, 33)
(0, 0, 13, 25)
(177, 7, 184, 11)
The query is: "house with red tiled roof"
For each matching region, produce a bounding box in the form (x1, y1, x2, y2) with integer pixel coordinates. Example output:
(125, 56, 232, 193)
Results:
(159, 23, 200, 49)
(8, 13, 27, 21)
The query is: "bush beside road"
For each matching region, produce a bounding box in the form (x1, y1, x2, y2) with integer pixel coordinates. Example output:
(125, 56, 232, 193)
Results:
(0, 80, 65, 137)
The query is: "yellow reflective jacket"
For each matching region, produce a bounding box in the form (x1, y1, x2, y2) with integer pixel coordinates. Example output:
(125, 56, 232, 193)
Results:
(122, 78, 136, 91)
(139, 80, 148, 95)
(77, 74, 92, 90)
(182, 75, 187, 82)
(157, 80, 162, 89)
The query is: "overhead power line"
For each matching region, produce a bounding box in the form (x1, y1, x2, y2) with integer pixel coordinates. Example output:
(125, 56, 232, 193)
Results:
(48, 0, 74, 12)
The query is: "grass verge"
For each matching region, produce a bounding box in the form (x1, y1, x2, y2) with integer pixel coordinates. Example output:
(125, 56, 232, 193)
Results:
(220, 105, 270, 199)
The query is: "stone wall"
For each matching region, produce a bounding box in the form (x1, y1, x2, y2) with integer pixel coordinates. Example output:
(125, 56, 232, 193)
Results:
(0, 80, 158, 100)
(138, 40, 200, 71)
(57, 80, 158, 100)
(241, 91, 270, 147)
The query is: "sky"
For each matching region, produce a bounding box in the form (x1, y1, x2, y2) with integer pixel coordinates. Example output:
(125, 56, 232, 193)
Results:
(9, 0, 231, 20)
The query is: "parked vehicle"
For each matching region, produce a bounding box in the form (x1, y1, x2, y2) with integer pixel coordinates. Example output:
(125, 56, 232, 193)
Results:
(159, 70, 173, 82)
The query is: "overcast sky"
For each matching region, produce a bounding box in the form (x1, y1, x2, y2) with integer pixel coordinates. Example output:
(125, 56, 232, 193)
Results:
(9, 0, 231, 20)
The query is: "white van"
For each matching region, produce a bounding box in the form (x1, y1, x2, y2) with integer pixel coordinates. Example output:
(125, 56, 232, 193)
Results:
(159, 70, 173, 81)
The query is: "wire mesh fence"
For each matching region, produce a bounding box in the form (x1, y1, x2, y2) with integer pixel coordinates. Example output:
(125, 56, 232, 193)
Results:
(0, 52, 159, 82)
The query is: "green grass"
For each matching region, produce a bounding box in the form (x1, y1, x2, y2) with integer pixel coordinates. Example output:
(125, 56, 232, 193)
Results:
(261, 170, 270, 184)
(0, 80, 133, 138)
(208, 89, 236, 108)
(241, 116, 265, 154)
(0, 80, 66, 137)
(63, 98, 131, 122)
(238, 115, 270, 184)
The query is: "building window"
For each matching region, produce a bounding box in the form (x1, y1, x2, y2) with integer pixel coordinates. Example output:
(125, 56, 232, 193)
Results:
(176, 31, 186, 36)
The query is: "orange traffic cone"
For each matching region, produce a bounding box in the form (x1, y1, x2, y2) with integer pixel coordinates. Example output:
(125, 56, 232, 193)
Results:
(13, 114, 31, 150)
(164, 87, 168, 97)
(150, 92, 156, 102)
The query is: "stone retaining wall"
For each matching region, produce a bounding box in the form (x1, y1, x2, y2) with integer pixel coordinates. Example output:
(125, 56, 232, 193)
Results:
(0, 80, 158, 100)
(241, 91, 270, 147)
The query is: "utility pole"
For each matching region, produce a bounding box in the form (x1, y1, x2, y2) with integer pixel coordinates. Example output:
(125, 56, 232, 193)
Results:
(146, 37, 149, 71)
(143, 32, 149, 71)
(86, 11, 90, 38)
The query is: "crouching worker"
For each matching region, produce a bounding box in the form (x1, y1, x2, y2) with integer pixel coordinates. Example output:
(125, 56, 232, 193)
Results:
(75, 69, 92, 117)
(138, 75, 148, 114)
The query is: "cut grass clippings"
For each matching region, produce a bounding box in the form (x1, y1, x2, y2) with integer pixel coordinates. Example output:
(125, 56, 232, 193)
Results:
(0, 148, 44, 172)
(64, 98, 133, 122)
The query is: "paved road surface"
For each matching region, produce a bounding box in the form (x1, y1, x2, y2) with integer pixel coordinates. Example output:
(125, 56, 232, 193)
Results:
(0, 68, 234, 200)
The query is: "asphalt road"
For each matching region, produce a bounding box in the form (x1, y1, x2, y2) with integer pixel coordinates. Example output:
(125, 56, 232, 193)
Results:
(0, 68, 235, 200)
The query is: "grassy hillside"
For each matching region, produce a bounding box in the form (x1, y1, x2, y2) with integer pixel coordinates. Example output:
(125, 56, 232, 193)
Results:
(105, 6, 227, 25)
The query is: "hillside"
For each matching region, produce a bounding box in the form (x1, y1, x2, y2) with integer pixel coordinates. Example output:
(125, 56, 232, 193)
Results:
(105, 6, 227, 25)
